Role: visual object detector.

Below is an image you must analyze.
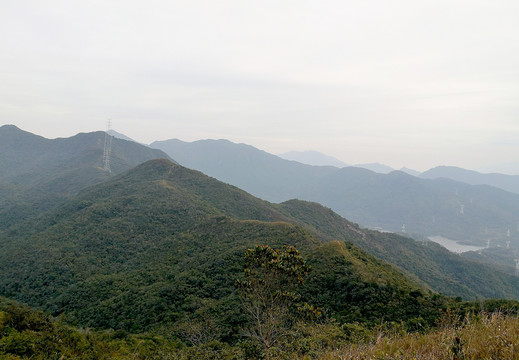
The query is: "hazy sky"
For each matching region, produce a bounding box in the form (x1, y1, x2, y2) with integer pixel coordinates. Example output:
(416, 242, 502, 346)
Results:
(2, 1, 519, 172)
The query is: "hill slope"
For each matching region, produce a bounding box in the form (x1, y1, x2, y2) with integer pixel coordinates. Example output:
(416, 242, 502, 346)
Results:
(280, 199, 519, 300)
(0, 125, 171, 189)
(151, 138, 519, 247)
(0, 159, 442, 336)
(0, 125, 172, 228)
(149, 138, 338, 202)
(2, 159, 519, 340)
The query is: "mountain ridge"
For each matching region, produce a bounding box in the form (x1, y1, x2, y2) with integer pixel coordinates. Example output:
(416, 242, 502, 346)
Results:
(421, 165, 519, 195)
(0, 158, 449, 335)
(151, 138, 519, 248)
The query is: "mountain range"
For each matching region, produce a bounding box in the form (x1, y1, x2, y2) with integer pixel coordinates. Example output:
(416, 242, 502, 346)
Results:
(2, 125, 519, 339)
(0, 124, 171, 229)
(420, 165, 519, 195)
(150, 138, 519, 249)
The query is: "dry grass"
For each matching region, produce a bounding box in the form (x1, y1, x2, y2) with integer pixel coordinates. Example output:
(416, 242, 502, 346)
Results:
(294, 312, 519, 360)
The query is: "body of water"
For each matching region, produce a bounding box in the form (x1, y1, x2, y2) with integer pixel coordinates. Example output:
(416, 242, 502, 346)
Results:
(428, 236, 485, 254)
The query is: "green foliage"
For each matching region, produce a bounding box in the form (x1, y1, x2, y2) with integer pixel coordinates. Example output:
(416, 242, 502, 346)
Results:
(0, 298, 183, 359)
(300, 241, 454, 330)
(1, 156, 519, 359)
(237, 245, 312, 360)
(281, 199, 519, 300)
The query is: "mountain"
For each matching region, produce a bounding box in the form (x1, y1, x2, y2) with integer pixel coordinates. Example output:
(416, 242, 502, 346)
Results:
(400, 167, 421, 176)
(278, 150, 348, 167)
(0, 125, 171, 188)
(280, 199, 519, 300)
(421, 165, 519, 195)
(107, 129, 138, 143)
(2, 158, 519, 336)
(0, 125, 172, 228)
(353, 162, 395, 174)
(0, 159, 451, 336)
(478, 162, 519, 176)
(150, 138, 519, 248)
(149, 138, 338, 202)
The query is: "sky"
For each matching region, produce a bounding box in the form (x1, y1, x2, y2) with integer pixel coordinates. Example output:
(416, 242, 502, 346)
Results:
(1, 1, 519, 172)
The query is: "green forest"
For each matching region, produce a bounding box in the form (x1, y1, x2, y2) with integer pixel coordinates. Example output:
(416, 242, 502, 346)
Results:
(2, 127, 519, 359)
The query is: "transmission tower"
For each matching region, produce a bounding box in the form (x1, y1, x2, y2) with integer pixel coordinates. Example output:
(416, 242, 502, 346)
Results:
(515, 258, 519, 277)
(103, 119, 113, 173)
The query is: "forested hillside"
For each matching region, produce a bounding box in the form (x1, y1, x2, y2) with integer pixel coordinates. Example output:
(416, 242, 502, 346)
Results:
(0, 125, 171, 229)
(0, 159, 442, 335)
(2, 130, 519, 358)
(1, 158, 519, 339)
(151, 138, 519, 248)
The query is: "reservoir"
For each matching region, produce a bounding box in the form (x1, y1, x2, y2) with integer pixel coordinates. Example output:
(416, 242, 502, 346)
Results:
(428, 236, 485, 254)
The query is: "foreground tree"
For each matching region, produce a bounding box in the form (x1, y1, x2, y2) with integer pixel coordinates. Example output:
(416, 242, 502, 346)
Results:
(237, 245, 310, 360)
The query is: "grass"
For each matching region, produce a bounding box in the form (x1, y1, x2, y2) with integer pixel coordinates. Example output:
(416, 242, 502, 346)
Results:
(307, 312, 519, 360)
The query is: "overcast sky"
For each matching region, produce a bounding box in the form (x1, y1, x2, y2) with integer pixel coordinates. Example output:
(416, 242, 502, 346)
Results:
(1, 1, 518, 172)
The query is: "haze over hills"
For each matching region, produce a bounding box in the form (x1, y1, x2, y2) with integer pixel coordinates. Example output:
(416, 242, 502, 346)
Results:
(352, 162, 395, 174)
(3, 0, 519, 355)
(151, 138, 519, 248)
(0, 125, 172, 228)
(3, 128, 519, 353)
(277, 151, 402, 175)
(150, 138, 339, 202)
(278, 150, 348, 167)
(2, 127, 518, 295)
(399, 167, 422, 177)
(420, 166, 519, 195)
(478, 162, 519, 176)
(0, 125, 170, 187)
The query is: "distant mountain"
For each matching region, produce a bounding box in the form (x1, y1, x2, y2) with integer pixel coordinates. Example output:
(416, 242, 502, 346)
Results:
(353, 162, 395, 174)
(150, 138, 338, 202)
(0, 125, 171, 188)
(151, 138, 519, 248)
(400, 167, 421, 176)
(478, 162, 519, 176)
(107, 129, 137, 143)
(0, 125, 172, 227)
(278, 150, 348, 167)
(420, 166, 519, 195)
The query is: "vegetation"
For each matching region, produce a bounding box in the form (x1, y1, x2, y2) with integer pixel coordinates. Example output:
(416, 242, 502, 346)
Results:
(2, 129, 519, 359)
(280, 199, 519, 300)
(237, 245, 313, 359)
(1, 159, 518, 338)
(2, 296, 519, 359)
(0, 297, 183, 360)
(0, 160, 454, 338)
(151, 137, 519, 246)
